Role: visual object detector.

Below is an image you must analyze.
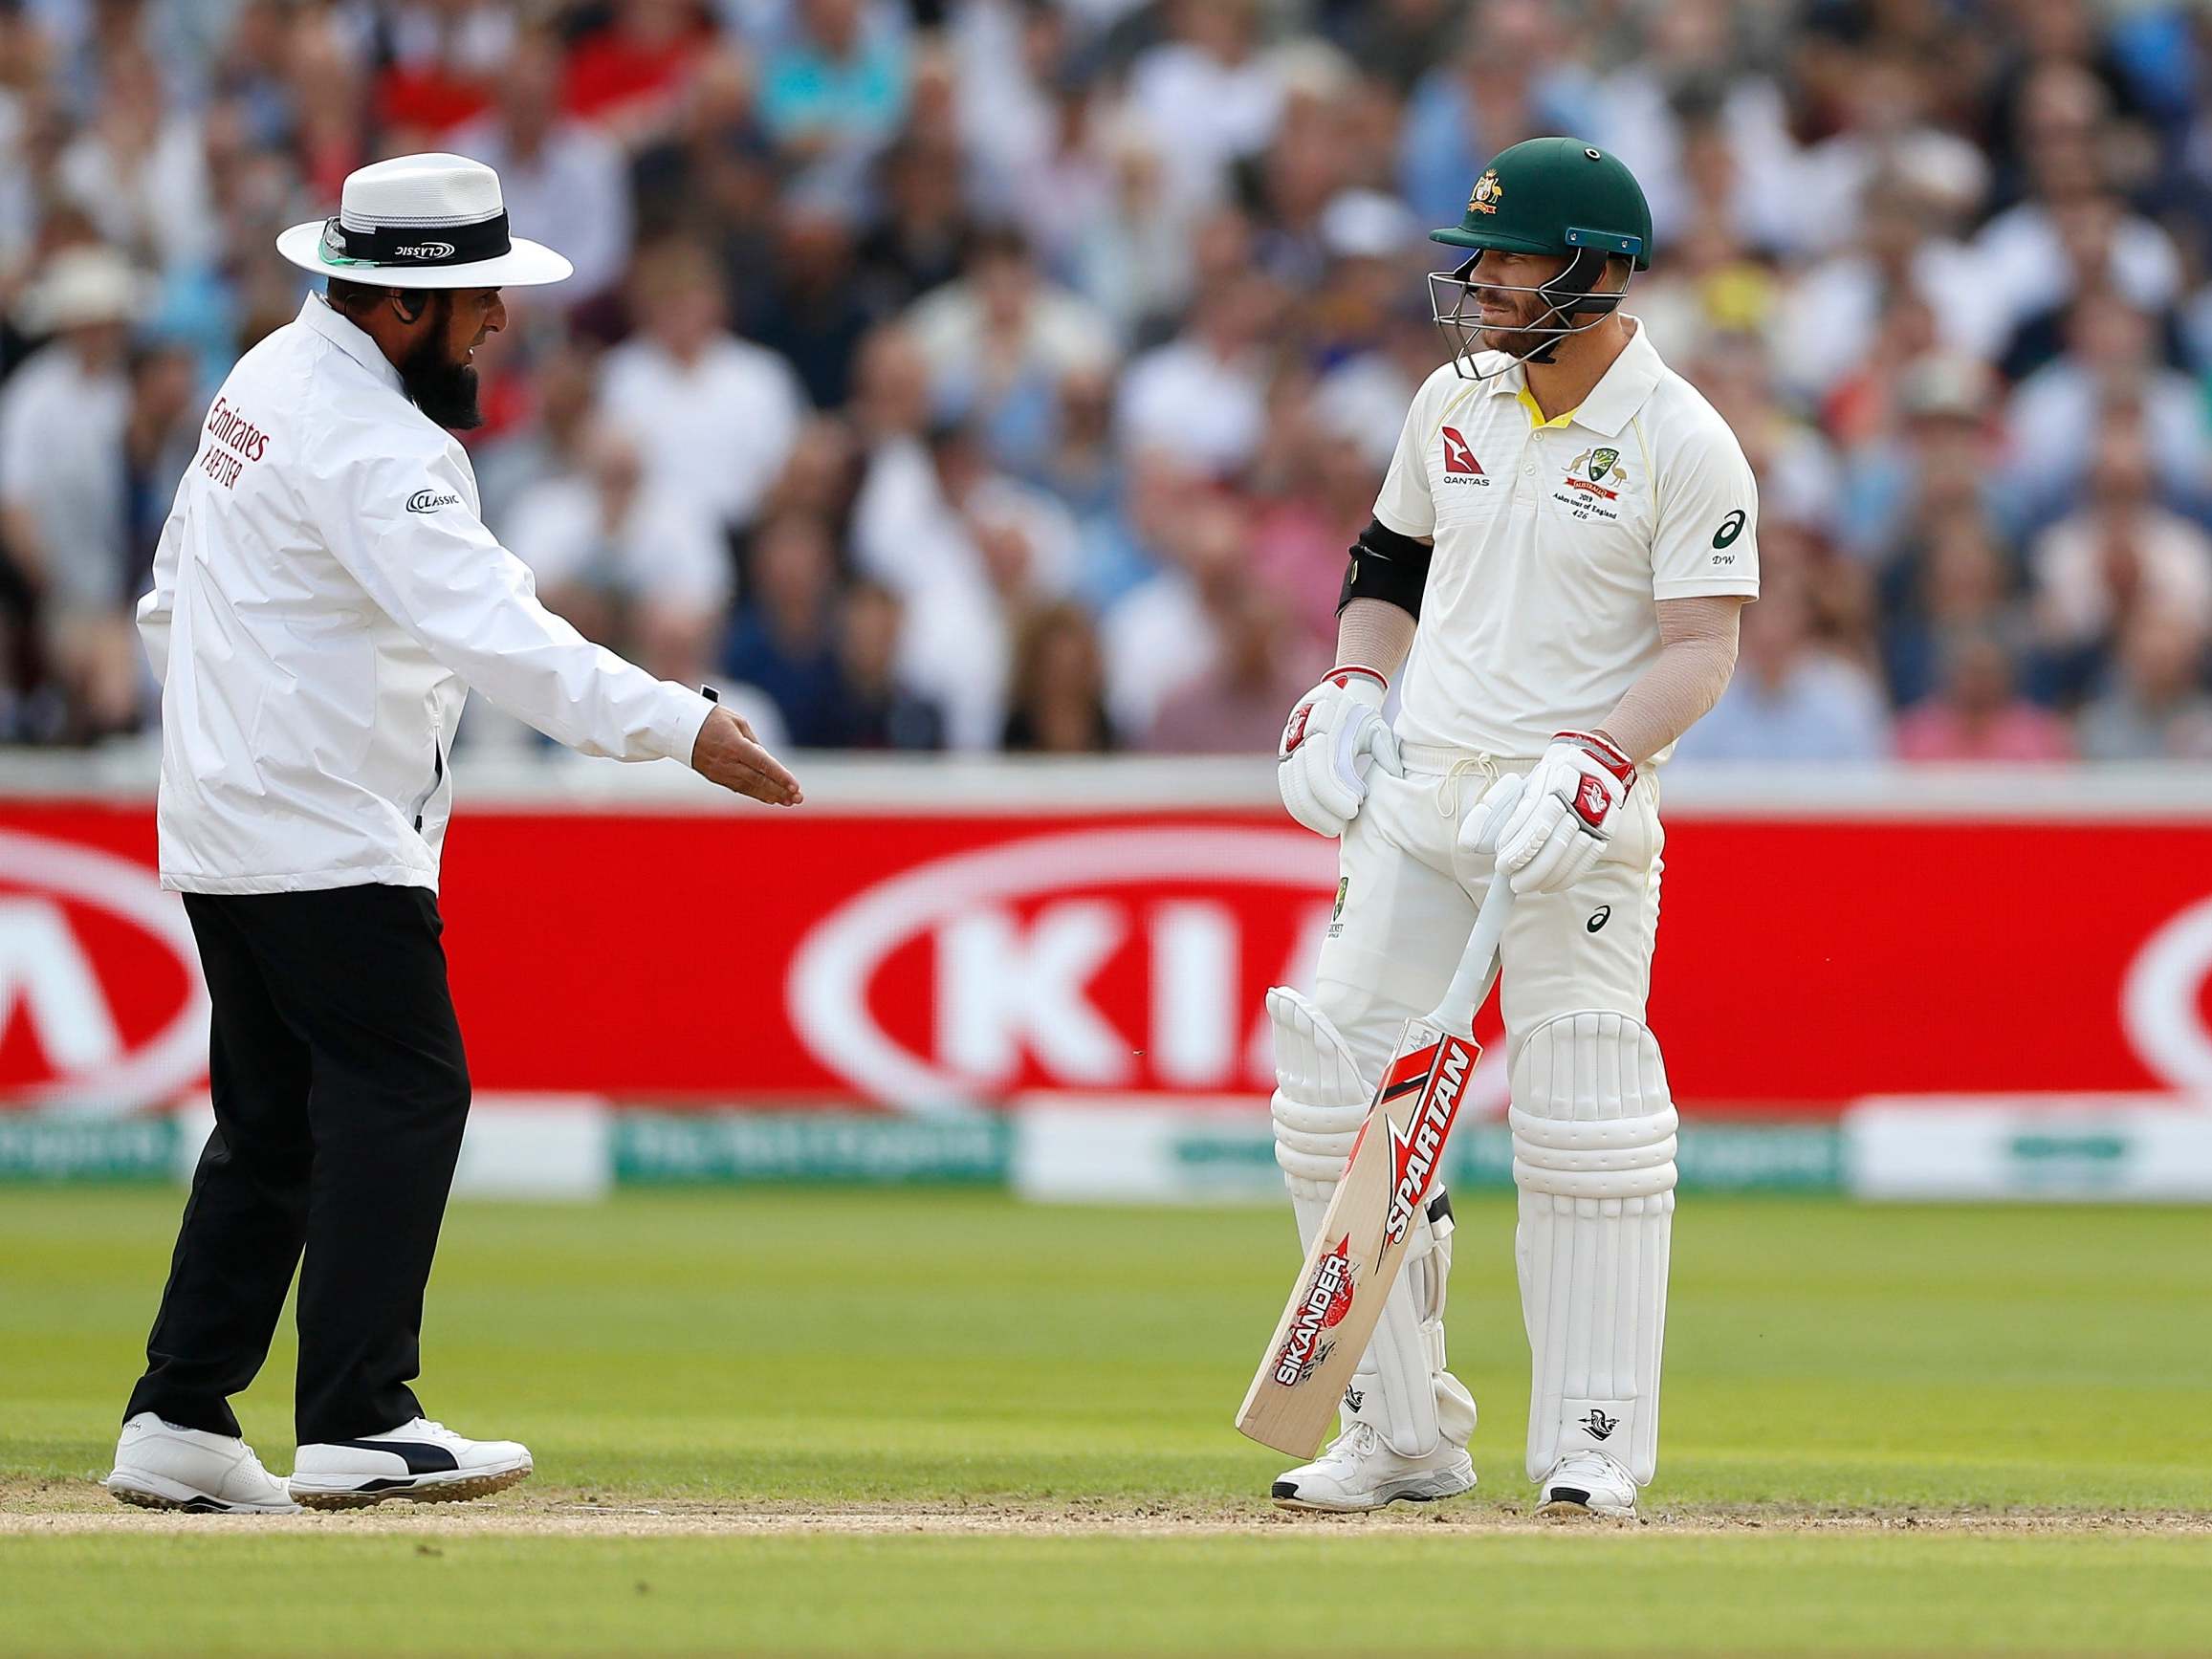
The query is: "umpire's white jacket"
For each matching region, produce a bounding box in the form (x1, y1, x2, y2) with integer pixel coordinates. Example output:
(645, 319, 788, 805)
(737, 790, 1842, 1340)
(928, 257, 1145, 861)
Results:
(137, 295, 714, 895)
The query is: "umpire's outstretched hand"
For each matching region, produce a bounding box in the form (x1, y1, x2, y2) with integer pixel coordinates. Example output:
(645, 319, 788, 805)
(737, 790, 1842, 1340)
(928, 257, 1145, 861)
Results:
(690, 706, 803, 806)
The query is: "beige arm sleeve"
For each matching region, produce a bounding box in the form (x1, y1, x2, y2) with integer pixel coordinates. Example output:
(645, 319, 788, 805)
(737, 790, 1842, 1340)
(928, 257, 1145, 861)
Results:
(1334, 597, 1419, 683)
(1596, 595, 1748, 765)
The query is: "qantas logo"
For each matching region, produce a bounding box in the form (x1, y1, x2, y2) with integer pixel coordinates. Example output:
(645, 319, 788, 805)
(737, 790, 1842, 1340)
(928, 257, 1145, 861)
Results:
(1439, 426, 1483, 478)
(1382, 1035, 1476, 1249)
(1272, 1234, 1355, 1386)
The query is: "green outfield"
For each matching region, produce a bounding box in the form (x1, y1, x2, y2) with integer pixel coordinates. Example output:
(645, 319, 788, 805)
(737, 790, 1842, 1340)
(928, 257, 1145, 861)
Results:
(3, 1187, 2208, 1656)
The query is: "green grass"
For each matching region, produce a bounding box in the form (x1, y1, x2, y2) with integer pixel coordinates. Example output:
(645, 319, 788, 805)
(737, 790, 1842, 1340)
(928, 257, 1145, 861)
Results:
(3, 1188, 2210, 1654)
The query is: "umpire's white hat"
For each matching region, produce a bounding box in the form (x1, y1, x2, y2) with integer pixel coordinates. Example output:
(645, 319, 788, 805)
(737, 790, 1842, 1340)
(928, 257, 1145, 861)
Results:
(276, 153, 573, 289)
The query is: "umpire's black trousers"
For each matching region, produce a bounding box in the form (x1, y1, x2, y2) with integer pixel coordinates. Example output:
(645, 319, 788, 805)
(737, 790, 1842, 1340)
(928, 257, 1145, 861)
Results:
(124, 884, 471, 1445)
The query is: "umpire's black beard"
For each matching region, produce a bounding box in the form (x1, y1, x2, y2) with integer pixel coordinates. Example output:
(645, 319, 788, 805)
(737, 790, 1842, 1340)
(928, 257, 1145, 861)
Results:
(397, 297, 484, 430)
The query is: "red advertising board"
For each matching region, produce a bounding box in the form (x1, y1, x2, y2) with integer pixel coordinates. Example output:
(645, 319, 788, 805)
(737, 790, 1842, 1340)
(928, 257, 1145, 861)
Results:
(5, 767, 2212, 1118)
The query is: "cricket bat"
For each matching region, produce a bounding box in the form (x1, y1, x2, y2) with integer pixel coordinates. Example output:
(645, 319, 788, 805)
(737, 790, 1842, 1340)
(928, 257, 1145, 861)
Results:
(1234, 877, 1515, 1457)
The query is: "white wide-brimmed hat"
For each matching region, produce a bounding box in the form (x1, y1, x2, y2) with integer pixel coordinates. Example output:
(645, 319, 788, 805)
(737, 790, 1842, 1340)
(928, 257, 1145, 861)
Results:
(18, 246, 150, 333)
(277, 152, 573, 289)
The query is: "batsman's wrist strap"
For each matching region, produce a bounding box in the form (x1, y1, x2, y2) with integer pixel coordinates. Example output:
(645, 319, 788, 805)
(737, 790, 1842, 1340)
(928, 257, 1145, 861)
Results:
(1558, 729, 1636, 790)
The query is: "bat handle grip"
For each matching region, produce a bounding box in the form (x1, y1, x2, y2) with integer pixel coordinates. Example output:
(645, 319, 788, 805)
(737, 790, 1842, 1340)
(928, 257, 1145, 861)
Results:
(1433, 877, 1515, 1035)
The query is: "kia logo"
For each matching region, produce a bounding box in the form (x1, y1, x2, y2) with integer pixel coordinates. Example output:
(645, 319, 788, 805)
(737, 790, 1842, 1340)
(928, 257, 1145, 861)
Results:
(2122, 894, 2212, 1086)
(789, 827, 1511, 1115)
(0, 830, 208, 1112)
(790, 828, 1334, 1109)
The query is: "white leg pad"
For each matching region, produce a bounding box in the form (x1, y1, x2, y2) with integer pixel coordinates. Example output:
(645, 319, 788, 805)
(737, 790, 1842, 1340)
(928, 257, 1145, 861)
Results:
(1269, 988, 1476, 1458)
(1510, 1011, 1675, 1486)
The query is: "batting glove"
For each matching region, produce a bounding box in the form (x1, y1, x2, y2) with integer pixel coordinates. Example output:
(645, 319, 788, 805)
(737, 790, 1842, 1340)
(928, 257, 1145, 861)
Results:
(1277, 666, 1400, 839)
(1485, 731, 1636, 895)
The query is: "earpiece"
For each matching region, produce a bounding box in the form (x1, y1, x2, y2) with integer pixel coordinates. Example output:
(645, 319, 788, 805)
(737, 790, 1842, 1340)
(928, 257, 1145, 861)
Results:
(395, 292, 426, 324)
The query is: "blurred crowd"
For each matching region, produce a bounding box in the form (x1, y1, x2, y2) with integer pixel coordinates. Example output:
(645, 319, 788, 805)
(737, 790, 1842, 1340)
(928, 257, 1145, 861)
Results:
(2, 0, 2210, 761)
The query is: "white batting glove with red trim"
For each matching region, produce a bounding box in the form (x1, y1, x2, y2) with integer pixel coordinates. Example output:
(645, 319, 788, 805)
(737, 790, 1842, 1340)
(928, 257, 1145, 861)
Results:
(1485, 731, 1636, 895)
(1277, 666, 1400, 839)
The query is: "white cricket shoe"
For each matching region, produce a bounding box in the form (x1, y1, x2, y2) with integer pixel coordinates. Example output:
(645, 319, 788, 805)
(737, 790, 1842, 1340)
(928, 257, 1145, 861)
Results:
(104, 1412, 299, 1514)
(1536, 1450, 1638, 1519)
(1271, 1422, 1476, 1513)
(289, 1417, 532, 1510)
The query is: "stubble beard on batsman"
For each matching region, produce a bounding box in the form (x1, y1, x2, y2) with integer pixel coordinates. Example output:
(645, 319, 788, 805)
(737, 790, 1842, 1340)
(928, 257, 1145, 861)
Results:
(1476, 287, 1559, 362)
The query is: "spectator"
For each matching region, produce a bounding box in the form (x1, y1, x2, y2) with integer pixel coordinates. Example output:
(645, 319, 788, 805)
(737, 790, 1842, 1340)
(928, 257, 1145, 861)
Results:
(1396, 0, 1593, 231)
(1772, 172, 1989, 405)
(0, 247, 142, 739)
(371, 1, 512, 140)
(1146, 586, 1317, 753)
(757, 0, 910, 165)
(1104, 489, 1257, 736)
(1002, 600, 1115, 753)
(55, 50, 212, 277)
(452, 29, 634, 308)
(473, 339, 603, 528)
(120, 338, 199, 606)
(855, 413, 1077, 615)
(1069, 115, 1197, 342)
(2004, 295, 2208, 520)
(2077, 610, 2212, 761)
(755, 201, 876, 408)
(821, 578, 944, 751)
(1972, 64, 2179, 342)
(598, 238, 807, 544)
(852, 135, 974, 316)
(1675, 586, 1892, 763)
(2029, 423, 2212, 674)
(723, 511, 848, 747)
(506, 420, 730, 686)
(1894, 631, 2074, 761)
(873, 424, 1076, 749)
(1115, 272, 1278, 479)
(2, 0, 2210, 766)
(562, 0, 714, 133)
(1881, 512, 2034, 709)
(904, 222, 1117, 473)
(1124, 0, 1287, 207)
(1836, 354, 2006, 566)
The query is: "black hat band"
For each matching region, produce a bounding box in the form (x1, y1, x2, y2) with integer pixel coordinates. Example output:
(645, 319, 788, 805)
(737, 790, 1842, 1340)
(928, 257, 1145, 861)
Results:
(319, 211, 512, 269)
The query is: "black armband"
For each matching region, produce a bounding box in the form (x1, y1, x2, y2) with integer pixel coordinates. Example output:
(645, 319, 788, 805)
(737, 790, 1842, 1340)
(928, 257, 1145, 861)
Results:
(1337, 516, 1433, 620)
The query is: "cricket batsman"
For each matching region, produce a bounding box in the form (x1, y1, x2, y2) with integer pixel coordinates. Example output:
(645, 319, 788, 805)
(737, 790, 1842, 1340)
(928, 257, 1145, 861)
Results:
(1266, 139, 1758, 1516)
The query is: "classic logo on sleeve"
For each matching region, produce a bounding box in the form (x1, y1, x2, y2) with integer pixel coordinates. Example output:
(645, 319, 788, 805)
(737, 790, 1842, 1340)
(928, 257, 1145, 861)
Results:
(407, 489, 461, 514)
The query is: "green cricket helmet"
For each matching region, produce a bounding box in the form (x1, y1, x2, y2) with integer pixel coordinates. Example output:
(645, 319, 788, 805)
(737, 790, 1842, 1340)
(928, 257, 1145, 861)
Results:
(1426, 137, 1653, 374)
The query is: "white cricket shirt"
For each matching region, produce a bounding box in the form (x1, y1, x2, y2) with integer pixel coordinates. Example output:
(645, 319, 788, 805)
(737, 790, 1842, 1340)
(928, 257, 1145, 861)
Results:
(1370, 319, 1759, 759)
(137, 296, 714, 895)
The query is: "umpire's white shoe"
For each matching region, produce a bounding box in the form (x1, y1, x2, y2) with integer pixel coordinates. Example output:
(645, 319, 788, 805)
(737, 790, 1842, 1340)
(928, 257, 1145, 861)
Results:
(289, 1418, 532, 1510)
(1272, 1422, 1476, 1513)
(104, 1413, 299, 1514)
(1536, 1450, 1639, 1519)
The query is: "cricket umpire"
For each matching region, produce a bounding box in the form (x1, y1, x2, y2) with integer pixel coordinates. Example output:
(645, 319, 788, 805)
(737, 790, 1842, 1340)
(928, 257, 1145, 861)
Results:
(102, 153, 800, 1514)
